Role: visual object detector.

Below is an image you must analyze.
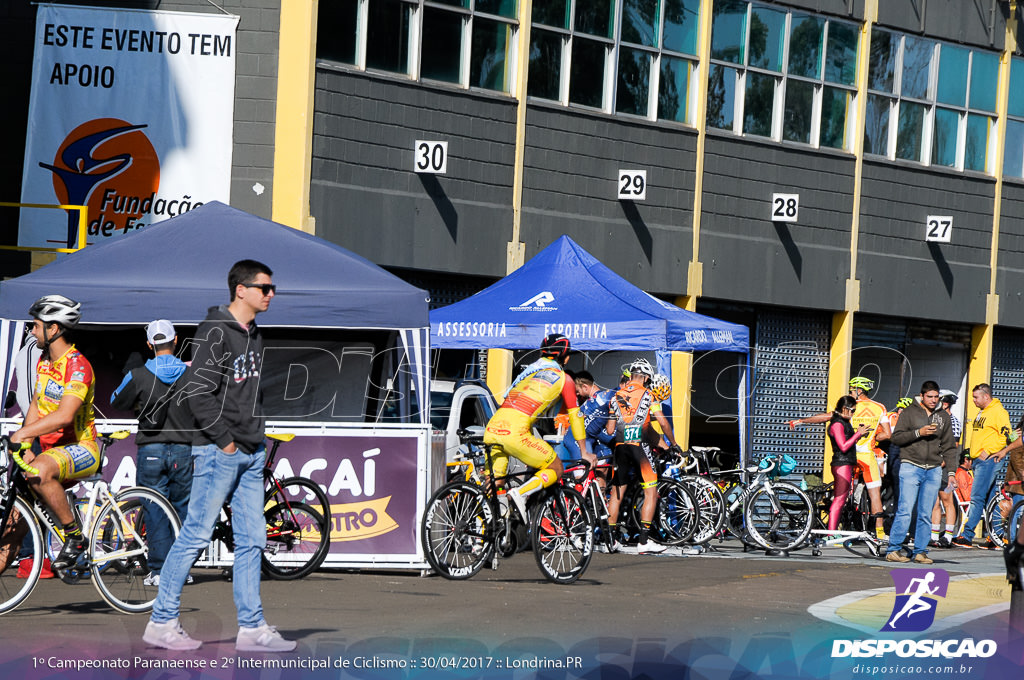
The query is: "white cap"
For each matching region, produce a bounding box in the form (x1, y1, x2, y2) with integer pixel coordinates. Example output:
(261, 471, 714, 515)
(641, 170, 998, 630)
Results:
(146, 319, 176, 344)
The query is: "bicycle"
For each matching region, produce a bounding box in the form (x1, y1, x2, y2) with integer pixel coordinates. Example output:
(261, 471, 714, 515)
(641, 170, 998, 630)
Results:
(664, 447, 727, 545)
(563, 457, 615, 552)
(803, 479, 886, 558)
(709, 453, 814, 553)
(421, 431, 594, 584)
(210, 432, 332, 581)
(0, 431, 181, 614)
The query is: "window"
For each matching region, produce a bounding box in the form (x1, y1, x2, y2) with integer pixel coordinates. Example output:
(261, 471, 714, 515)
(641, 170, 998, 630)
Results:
(317, 0, 519, 94)
(866, 27, 998, 173)
(1004, 58, 1024, 178)
(708, 2, 859, 150)
(529, 0, 701, 124)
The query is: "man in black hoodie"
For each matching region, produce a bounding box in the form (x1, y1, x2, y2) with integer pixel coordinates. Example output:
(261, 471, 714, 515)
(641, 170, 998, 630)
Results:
(144, 260, 295, 653)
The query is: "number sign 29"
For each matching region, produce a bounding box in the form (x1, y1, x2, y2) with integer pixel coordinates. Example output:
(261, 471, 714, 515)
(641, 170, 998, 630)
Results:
(414, 141, 448, 174)
(618, 170, 647, 200)
(925, 216, 952, 243)
(771, 193, 799, 222)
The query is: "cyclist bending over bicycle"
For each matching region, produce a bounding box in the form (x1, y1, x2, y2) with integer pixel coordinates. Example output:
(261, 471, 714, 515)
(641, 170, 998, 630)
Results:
(483, 334, 587, 520)
(0, 295, 100, 573)
(605, 358, 679, 555)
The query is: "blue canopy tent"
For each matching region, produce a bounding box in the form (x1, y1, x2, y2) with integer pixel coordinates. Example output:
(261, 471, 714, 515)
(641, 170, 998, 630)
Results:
(0, 201, 431, 424)
(430, 235, 752, 459)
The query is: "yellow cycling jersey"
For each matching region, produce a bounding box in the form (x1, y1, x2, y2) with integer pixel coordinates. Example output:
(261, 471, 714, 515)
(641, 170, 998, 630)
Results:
(498, 359, 585, 441)
(850, 397, 886, 457)
(34, 345, 98, 451)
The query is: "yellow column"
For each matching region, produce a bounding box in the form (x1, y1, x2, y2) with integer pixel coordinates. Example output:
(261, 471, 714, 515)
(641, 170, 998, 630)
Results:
(486, 349, 514, 402)
(271, 1, 318, 233)
(684, 0, 714, 304)
(967, 3, 1016, 426)
(507, 0, 532, 273)
(670, 350, 693, 449)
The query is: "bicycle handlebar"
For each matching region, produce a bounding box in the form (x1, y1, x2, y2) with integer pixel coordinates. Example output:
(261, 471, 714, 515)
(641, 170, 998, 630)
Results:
(3, 436, 38, 477)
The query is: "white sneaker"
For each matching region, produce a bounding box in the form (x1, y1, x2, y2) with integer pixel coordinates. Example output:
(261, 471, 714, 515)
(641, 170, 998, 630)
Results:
(505, 487, 528, 521)
(143, 573, 193, 587)
(637, 539, 667, 554)
(597, 539, 622, 554)
(143, 618, 202, 650)
(236, 623, 297, 652)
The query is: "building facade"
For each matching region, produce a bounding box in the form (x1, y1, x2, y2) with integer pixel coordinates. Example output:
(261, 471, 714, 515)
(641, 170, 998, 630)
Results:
(6, 0, 1024, 469)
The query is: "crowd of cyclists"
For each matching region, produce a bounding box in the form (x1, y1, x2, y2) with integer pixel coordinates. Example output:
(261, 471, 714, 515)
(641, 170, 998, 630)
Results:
(482, 332, 1024, 570)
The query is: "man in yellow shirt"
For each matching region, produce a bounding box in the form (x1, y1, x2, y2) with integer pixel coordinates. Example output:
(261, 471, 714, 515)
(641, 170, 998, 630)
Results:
(952, 383, 1013, 548)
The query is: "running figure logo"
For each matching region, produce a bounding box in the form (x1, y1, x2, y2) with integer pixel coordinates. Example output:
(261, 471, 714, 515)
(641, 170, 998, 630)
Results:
(882, 569, 949, 632)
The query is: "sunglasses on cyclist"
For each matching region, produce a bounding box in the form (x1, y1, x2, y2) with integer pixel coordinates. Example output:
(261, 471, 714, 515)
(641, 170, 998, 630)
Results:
(241, 282, 276, 296)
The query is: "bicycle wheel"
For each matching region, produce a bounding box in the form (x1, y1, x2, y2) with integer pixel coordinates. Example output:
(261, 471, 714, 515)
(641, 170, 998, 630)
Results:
(633, 478, 699, 546)
(267, 477, 332, 533)
(531, 486, 593, 584)
(985, 493, 1013, 548)
(744, 481, 814, 551)
(421, 481, 496, 580)
(0, 497, 44, 615)
(89, 488, 180, 614)
(678, 476, 725, 545)
(261, 501, 329, 580)
(48, 494, 92, 584)
(584, 483, 614, 552)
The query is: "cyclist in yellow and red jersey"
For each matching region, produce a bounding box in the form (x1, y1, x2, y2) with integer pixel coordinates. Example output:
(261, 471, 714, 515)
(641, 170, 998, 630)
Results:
(8, 295, 100, 570)
(484, 333, 587, 520)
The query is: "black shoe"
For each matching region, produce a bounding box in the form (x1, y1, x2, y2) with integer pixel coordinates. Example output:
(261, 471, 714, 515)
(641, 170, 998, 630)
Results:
(52, 538, 86, 570)
(928, 539, 940, 548)
(937, 536, 952, 548)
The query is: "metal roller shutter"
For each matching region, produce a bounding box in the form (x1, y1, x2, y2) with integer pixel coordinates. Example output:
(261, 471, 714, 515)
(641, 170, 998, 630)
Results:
(752, 311, 831, 474)
(993, 329, 1024, 428)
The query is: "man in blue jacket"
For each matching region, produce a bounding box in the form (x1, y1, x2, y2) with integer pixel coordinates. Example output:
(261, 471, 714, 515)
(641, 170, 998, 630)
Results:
(111, 319, 191, 586)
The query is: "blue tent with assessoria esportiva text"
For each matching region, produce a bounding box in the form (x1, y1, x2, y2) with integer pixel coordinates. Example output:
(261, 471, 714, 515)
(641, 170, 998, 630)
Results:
(430, 235, 749, 353)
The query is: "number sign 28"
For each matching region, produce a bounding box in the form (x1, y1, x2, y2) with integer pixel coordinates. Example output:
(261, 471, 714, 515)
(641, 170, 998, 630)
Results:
(618, 170, 647, 200)
(925, 216, 952, 243)
(771, 193, 799, 222)
(414, 141, 448, 174)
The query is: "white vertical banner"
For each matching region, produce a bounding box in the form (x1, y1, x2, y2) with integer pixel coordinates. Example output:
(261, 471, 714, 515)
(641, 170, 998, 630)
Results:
(19, 4, 238, 249)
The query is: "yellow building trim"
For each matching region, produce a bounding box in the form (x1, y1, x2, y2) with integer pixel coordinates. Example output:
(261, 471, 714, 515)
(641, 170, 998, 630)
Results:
(486, 348, 514, 402)
(271, 0, 318, 233)
(822, 311, 856, 482)
(507, 0, 533, 273)
(686, 0, 714, 298)
(670, 350, 694, 451)
(967, 4, 1016, 425)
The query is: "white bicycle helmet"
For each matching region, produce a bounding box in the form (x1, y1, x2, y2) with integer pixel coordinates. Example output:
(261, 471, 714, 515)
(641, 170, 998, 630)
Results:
(29, 295, 81, 328)
(626, 358, 655, 379)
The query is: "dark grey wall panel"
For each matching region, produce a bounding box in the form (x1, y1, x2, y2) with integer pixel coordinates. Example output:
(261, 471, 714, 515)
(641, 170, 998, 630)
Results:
(518, 105, 697, 296)
(877, 0, 1005, 49)
(310, 67, 515, 275)
(699, 134, 855, 309)
(996, 182, 1024, 326)
(858, 161, 993, 322)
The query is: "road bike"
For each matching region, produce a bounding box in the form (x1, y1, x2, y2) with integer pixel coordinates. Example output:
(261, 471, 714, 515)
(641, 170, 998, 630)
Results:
(803, 479, 886, 558)
(421, 430, 594, 584)
(0, 432, 180, 614)
(666, 447, 727, 545)
(563, 457, 616, 552)
(211, 432, 332, 580)
(709, 453, 814, 553)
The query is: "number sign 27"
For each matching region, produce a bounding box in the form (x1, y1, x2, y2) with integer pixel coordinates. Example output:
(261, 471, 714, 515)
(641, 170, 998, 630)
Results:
(618, 170, 647, 200)
(414, 141, 448, 174)
(925, 216, 952, 243)
(771, 193, 799, 222)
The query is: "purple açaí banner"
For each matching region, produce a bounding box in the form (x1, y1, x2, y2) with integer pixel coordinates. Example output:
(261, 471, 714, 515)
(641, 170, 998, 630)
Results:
(92, 426, 427, 565)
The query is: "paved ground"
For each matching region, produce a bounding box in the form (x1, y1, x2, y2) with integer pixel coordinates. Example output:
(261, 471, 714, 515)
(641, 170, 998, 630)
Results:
(0, 539, 1019, 680)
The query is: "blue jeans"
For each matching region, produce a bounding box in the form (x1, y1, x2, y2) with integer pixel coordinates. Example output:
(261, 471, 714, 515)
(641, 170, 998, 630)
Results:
(961, 456, 1003, 541)
(150, 444, 267, 628)
(136, 443, 192, 574)
(887, 464, 942, 556)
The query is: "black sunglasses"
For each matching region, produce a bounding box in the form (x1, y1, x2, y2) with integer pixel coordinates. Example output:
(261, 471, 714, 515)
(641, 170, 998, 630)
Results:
(241, 282, 276, 296)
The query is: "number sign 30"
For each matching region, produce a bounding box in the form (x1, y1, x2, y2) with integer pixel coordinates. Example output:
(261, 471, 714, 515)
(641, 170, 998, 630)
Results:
(925, 216, 952, 243)
(618, 170, 647, 200)
(414, 141, 448, 174)
(771, 193, 799, 222)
